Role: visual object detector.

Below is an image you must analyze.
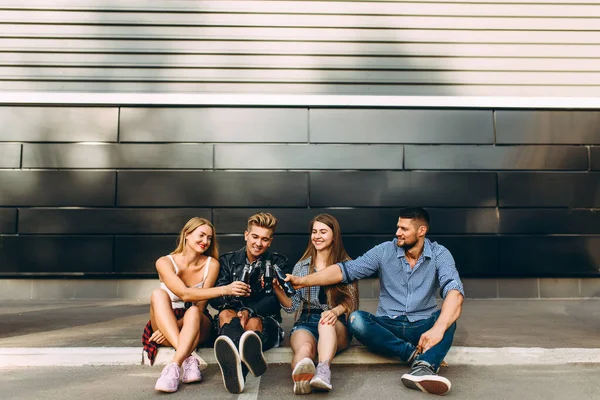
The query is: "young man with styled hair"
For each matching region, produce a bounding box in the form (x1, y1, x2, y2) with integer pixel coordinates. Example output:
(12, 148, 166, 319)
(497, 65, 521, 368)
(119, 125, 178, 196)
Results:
(286, 207, 464, 396)
(210, 212, 291, 394)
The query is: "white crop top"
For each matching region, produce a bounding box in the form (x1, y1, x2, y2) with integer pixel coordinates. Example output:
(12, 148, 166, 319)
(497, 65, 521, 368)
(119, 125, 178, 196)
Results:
(160, 255, 212, 309)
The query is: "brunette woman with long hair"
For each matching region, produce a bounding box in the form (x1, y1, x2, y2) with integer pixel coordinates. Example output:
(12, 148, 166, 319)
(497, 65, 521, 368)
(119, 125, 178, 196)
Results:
(274, 214, 358, 395)
(142, 217, 250, 393)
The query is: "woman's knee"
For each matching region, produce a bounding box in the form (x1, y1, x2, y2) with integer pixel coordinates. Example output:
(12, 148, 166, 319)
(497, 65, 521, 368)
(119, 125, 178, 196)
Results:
(150, 289, 170, 306)
(184, 306, 201, 322)
(218, 309, 237, 325)
(245, 317, 263, 332)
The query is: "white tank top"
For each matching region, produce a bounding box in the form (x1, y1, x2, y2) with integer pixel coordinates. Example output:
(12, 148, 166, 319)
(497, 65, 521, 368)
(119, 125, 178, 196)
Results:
(160, 255, 212, 309)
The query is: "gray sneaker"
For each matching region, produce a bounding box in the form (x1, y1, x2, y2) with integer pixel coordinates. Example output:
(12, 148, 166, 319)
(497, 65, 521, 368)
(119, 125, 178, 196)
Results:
(400, 361, 451, 395)
(310, 362, 332, 391)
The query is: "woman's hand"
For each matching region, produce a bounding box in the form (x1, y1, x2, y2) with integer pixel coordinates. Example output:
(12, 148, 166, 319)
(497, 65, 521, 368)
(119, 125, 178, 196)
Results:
(319, 309, 339, 325)
(224, 281, 251, 297)
(149, 329, 168, 344)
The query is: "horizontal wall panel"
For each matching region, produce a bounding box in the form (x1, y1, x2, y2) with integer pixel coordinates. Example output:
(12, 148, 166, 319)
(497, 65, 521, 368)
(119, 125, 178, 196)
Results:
(214, 208, 498, 235)
(5, 11, 600, 31)
(120, 108, 307, 143)
(0, 236, 113, 274)
(499, 237, 600, 277)
(114, 236, 175, 274)
(18, 208, 211, 234)
(7, 54, 600, 73)
(405, 145, 588, 170)
(22, 144, 213, 169)
(214, 144, 403, 170)
(0, 107, 117, 142)
(0, 144, 20, 168)
(309, 172, 497, 207)
(0, 171, 116, 206)
(310, 110, 493, 144)
(592, 147, 600, 170)
(499, 209, 600, 234)
(7, 68, 598, 85)
(0, 209, 17, 233)
(117, 171, 308, 207)
(1, 2, 599, 17)
(3, 39, 600, 59)
(496, 111, 600, 144)
(498, 173, 600, 207)
(7, 25, 600, 44)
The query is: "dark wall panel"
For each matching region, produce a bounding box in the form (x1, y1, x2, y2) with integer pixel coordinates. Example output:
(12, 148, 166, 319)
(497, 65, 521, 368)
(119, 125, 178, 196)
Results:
(499, 237, 600, 277)
(496, 111, 600, 144)
(214, 144, 403, 170)
(405, 145, 588, 170)
(19, 208, 211, 234)
(310, 109, 494, 144)
(498, 173, 600, 207)
(117, 171, 308, 207)
(0, 107, 118, 142)
(120, 108, 308, 143)
(0, 209, 17, 233)
(214, 208, 498, 235)
(0, 236, 113, 274)
(22, 144, 213, 169)
(592, 146, 600, 170)
(0, 171, 116, 206)
(0, 144, 21, 168)
(499, 209, 600, 234)
(310, 171, 497, 207)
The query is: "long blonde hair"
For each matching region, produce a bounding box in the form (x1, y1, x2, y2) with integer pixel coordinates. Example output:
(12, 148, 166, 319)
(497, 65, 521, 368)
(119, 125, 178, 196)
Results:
(298, 214, 358, 317)
(171, 217, 219, 259)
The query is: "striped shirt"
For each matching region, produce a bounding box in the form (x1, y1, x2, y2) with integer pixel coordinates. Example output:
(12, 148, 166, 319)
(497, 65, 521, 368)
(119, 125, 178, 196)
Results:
(282, 257, 357, 315)
(339, 238, 464, 322)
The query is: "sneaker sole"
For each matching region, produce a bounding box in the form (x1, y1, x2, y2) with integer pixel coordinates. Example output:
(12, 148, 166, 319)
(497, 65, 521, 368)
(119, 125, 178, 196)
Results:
(310, 377, 332, 391)
(214, 336, 244, 394)
(292, 359, 315, 395)
(400, 373, 451, 395)
(240, 331, 267, 377)
(181, 373, 202, 384)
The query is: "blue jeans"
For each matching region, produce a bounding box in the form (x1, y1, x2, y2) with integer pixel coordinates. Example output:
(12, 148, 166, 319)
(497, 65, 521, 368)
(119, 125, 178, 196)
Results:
(348, 309, 456, 371)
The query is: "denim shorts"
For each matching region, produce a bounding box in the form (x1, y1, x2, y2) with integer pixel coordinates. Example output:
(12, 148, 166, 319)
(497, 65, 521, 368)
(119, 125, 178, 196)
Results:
(290, 311, 348, 341)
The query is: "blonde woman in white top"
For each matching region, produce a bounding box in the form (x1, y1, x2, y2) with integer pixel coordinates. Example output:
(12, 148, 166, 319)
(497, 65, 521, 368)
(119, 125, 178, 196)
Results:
(143, 217, 250, 393)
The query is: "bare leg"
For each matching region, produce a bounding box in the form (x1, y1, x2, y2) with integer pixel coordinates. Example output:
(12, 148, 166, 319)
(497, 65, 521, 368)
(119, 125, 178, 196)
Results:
(317, 320, 350, 364)
(150, 289, 181, 349)
(172, 305, 201, 365)
(290, 330, 317, 369)
(218, 309, 237, 328)
(244, 317, 263, 333)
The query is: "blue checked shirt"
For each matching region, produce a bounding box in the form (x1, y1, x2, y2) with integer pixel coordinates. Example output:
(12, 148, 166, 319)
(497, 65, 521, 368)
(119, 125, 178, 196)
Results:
(339, 238, 464, 322)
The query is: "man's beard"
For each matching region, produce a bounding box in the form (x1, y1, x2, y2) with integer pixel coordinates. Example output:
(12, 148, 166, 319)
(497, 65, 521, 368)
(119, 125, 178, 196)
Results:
(398, 237, 418, 250)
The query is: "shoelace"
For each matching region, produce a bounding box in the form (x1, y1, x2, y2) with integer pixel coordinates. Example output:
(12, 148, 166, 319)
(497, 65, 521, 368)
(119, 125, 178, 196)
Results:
(183, 358, 197, 373)
(162, 363, 180, 378)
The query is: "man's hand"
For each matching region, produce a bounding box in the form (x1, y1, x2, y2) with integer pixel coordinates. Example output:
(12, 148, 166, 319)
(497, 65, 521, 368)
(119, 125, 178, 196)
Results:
(237, 310, 250, 328)
(284, 274, 303, 289)
(417, 327, 445, 353)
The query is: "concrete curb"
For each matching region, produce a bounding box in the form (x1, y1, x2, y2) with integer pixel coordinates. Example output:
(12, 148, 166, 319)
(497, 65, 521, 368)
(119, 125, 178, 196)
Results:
(2, 346, 600, 368)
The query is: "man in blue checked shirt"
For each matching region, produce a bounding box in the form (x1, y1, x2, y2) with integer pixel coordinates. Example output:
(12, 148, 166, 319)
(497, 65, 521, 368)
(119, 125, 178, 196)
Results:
(285, 207, 464, 396)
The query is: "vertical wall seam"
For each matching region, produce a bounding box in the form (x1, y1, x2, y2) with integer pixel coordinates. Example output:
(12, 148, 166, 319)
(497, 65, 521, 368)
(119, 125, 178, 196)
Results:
(492, 110, 497, 146)
(307, 107, 311, 144)
(587, 145, 591, 172)
(19, 143, 23, 169)
(306, 171, 311, 209)
(116, 107, 121, 143)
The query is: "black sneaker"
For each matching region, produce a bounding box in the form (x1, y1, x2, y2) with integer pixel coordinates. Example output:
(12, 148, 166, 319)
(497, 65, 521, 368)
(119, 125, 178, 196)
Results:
(400, 360, 451, 395)
(239, 331, 267, 377)
(214, 335, 244, 394)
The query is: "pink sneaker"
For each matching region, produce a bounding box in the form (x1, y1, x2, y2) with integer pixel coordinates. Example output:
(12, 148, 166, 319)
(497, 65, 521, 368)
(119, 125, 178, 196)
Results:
(182, 355, 202, 384)
(155, 362, 181, 393)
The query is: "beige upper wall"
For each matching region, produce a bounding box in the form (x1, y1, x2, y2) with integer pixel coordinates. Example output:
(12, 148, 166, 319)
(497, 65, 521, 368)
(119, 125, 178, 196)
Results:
(1, 0, 600, 96)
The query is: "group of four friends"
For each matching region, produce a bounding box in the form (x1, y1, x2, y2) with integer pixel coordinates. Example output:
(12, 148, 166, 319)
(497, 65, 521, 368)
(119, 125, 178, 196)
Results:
(142, 208, 465, 396)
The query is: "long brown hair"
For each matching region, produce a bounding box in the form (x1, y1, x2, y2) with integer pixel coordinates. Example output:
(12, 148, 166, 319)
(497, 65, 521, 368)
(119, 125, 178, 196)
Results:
(171, 217, 219, 259)
(298, 214, 358, 317)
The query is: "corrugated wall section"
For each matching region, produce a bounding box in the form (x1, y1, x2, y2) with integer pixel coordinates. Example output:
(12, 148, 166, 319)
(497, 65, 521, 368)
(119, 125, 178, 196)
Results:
(1, 0, 600, 96)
